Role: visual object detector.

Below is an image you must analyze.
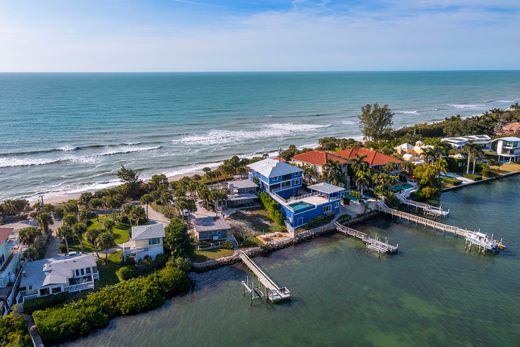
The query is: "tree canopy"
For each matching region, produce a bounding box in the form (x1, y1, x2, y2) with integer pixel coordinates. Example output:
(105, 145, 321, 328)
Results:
(358, 103, 394, 141)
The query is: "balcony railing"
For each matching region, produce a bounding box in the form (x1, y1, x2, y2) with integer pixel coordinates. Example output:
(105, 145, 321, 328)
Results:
(67, 282, 94, 293)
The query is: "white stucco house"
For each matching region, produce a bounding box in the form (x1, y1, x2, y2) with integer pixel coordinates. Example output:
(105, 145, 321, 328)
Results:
(123, 223, 165, 261)
(17, 253, 98, 303)
(491, 136, 520, 163)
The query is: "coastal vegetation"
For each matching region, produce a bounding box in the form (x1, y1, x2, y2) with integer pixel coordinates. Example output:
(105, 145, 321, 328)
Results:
(0, 313, 31, 347)
(258, 191, 285, 226)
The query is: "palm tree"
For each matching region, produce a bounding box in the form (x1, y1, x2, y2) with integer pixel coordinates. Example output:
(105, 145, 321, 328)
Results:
(322, 160, 345, 186)
(35, 212, 53, 234)
(140, 193, 153, 218)
(434, 158, 448, 177)
(355, 169, 371, 196)
(303, 165, 318, 184)
(349, 154, 369, 189)
(470, 145, 485, 174)
(96, 231, 116, 264)
(57, 225, 73, 254)
(19, 227, 40, 248)
(86, 228, 101, 258)
(73, 222, 87, 253)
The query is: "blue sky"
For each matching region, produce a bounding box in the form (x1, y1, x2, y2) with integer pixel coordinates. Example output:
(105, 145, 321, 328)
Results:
(0, 0, 519, 71)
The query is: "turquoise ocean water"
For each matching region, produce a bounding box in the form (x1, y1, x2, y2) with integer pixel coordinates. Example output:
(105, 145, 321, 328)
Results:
(1, 71, 520, 200)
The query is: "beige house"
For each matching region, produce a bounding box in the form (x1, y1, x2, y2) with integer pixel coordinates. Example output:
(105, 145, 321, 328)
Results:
(123, 223, 165, 261)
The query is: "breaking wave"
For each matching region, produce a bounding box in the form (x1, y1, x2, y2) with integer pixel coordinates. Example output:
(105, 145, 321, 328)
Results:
(0, 145, 162, 168)
(396, 110, 419, 115)
(172, 123, 331, 146)
(448, 104, 485, 110)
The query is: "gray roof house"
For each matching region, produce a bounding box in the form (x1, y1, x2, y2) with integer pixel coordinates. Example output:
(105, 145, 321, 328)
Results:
(193, 217, 231, 241)
(17, 254, 98, 303)
(123, 223, 166, 261)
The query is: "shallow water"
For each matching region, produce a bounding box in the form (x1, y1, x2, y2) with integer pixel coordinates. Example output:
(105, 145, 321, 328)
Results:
(1, 71, 520, 200)
(64, 176, 520, 347)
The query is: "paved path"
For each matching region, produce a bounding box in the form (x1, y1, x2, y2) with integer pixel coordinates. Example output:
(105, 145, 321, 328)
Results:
(147, 205, 170, 224)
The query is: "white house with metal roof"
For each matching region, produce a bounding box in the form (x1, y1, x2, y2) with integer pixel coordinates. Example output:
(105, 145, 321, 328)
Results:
(491, 136, 520, 163)
(123, 223, 165, 261)
(441, 135, 492, 149)
(17, 253, 98, 303)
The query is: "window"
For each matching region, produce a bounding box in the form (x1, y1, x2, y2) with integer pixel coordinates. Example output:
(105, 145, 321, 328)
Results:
(149, 238, 161, 245)
(80, 269, 84, 276)
(39, 288, 50, 296)
(86, 267, 91, 274)
(292, 179, 301, 186)
(323, 204, 332, 213)
(75, 269, 80, 277)
(334, 202, 340, 208)
(52, 287, 62, 294)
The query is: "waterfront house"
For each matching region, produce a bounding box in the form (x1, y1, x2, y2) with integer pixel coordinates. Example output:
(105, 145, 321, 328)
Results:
(227, 179, 258, 207)
(17, 253, 98, 303)
(441, 135, 492, 149)
(193, 216, 231, 241)
(334, 147, 402, 170)
(247, 158, 345, 229)
(123, 223, 165, 261)
(0, 227, 21, 288)
(491, 137, 520, 163)
(247, 158, 303, 199)
(291, 150, 349, 176)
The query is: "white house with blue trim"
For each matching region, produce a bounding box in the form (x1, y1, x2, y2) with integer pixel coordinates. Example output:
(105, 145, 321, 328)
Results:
(247, 159, 345, 229)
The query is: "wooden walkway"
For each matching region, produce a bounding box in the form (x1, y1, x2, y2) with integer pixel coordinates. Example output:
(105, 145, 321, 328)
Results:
(378, 203, 505, 254)
(335, 223, 398, 254)
(398, 196, 449, 217)
(239, 252, 291, 303)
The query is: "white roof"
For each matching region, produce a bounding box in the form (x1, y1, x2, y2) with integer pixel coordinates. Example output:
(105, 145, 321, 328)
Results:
(247, 159, 302, 178)
(498, 136, 520, 142)
(21, 254, 97, 289)
(442, 135, 491, 144)
(131, 223, 165, 240)
(395, 143, 413, 150)
(308, 182, 346, 194)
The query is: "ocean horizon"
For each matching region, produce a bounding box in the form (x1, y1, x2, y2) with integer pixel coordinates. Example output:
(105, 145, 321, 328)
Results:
(1, 71, 520, 201)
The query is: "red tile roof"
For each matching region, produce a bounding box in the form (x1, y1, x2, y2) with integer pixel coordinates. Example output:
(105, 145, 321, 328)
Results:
(0, 227, 14, 244)
(291, 150, 349, 166)
(503, 122, 520, 133)
(335, 148, 401, 166)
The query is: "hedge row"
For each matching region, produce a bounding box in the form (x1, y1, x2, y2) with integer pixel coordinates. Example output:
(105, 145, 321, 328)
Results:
(0, 313, 31, 347)
(259, 191, 284, 226)
(33, 265, 190, 344)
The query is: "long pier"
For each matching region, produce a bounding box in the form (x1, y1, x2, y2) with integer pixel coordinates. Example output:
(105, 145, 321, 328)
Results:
(238, 252, 291, 303)
(378, 203, 505, 254)
(335, 222, 398, 254)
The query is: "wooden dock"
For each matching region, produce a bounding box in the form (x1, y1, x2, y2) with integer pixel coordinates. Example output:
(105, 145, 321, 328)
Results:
(398, 196, 449, 217)
(239, 252, 291, 303)
(335, 222, 398, 254)
(378, 203, 505, 254)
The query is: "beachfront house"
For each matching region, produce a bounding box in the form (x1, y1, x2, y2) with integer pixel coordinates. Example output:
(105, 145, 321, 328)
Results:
(247, 158, 303, 199)
(193, 216, 231, 241)
(247, 159, 345, 230)
(491, 137, 520, 163)
(334, 148, 402, 171)
(441, 135, 492, 149)
(123, 223, 165, 261)
(227, 179, 258, 207)
(17, 253, 98, 303)
(291, 150, 349, 176)
(0, 227, 21, 288)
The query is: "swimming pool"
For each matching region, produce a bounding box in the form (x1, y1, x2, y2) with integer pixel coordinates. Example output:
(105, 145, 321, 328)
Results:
(289, 201, 314, 212)
(391, 183, 414, 192)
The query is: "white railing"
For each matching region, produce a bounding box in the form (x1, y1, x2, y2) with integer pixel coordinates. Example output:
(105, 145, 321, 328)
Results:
(67, 282, 94, 293)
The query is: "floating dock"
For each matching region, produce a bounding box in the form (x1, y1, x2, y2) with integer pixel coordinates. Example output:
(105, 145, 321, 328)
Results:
(239, 252, 291, 303)
(378, 202, 505, 254)
(335, 222, 398, 254)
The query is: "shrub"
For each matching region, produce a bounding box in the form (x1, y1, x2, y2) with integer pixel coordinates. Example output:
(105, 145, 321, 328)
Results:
(33, 265, 190, 344)
(23, 292, 69, 314)
(222, 240, 234, 249)
(259, 192, 285, 226)
(0, 313, 31, 347)
(463, 173, 482, 181)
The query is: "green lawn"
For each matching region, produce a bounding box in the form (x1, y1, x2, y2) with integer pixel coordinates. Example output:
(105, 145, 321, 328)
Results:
(229, 208, 285, 233)
(70, 215, 131, 252)
(191, 248, 234, 262)
(95, 250, 123, 289)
